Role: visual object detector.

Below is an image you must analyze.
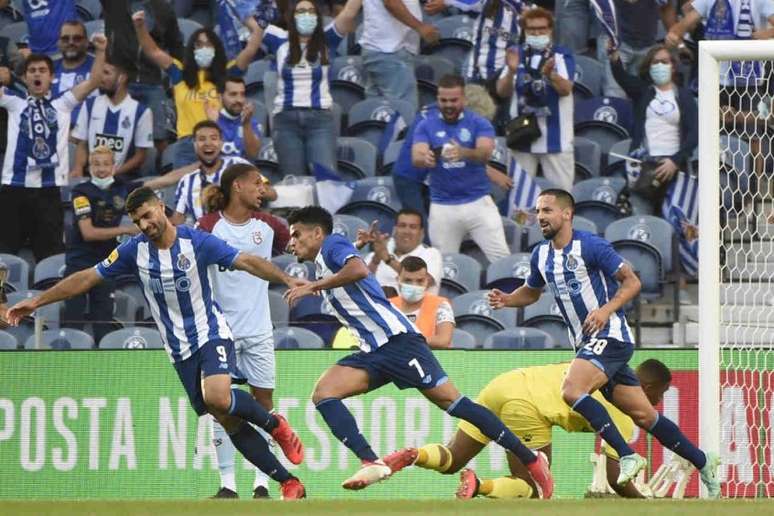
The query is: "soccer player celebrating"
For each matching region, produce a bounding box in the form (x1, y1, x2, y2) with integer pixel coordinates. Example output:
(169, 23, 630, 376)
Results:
(488, 189, 720, 497)
(388, 359, 674, 499)
(283, 206, 553, 497)
(197, 163, 291, 499)
(6, 186, 307, 500)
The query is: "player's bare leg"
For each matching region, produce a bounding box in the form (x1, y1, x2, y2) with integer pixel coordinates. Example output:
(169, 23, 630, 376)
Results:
(313, 365, 391, 490)
(420, 381, 553, 498)
(611, 384, 720, 497)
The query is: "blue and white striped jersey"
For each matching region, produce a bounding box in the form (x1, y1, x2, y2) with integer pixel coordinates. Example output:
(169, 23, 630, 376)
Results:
(52, 55, 97, 125)
(72, 94, 154, 167)
(174, 156, 250, 223)
(315, 234, 418, 351)
(216, 109, 263, 159)
(95, 225, 238, 362)
(527, 230, 633, 347)
(261, 23, 344, 114)
(0, 89, 78, 187)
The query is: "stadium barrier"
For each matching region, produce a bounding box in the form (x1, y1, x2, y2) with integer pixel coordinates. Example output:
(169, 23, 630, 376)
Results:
(0, 349, 764, 499)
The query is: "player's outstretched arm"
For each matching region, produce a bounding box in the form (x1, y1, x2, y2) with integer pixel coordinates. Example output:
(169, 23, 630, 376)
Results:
(284, 257, 368, 307)
(605, 457, 646, 498)
(71, 33, 107, 102)
(232, 252, 300, 286)
(5, 269, 103, 326)
(488, 285, 542, 309)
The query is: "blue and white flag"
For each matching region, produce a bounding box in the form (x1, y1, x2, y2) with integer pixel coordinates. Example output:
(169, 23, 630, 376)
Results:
(216, 0, 257, 60)
(589, 0, 619, 49)
(662, 171, 698, 277)
(505, 156, 541, 225)
(377, 110, 407, 156)
(313, 162, 355, 214)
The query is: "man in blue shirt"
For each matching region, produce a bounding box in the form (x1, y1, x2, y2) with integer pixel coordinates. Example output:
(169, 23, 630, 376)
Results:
(7, 186, 308, 500)
(210, 76, 262, 160)
(283, 206, 553, 497)
(411, 74, 510, 263)
(52, 20, 96, 126)
(488, 188, 721, 497)
(21, 0, 77, 56)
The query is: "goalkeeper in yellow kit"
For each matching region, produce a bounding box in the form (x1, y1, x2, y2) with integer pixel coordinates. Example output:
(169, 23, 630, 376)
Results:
(383, 359, 672, 499)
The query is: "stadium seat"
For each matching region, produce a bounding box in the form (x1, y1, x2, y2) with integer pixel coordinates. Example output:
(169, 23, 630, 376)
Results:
(349, 177, 402, 211)
(452, 290, 517, 328)
(0, 330, 18, 350)
(485, 253, 532, 292)
(380, 140, 403, 175)
(441, 253, 482, 294)
(414, 55, 455, 84)
(7, 290, 60, 330)
(2, 20, 27, 45)
(572, 215, 599, 235)
(100, 327, 164, 349)
(604, 138, 632, 178)
(501, 216, 522, 254)
(455, 314, 505, 344)
(337, 137, 378, 178)
(273, 326, 326, 349)
(574, 202, 622, 235)
(606, 215, 675, 274)
(0, 253, 30, 292)
(574, 96, 634, 135)
(268, 290, 289, 328)
(482, 327, 553, 350)
(523, 215, 599, 250)
(76, 0, 102, 21)
(84, 19, 104, 39)
(417, 80, 438, 112)
(521, 292, 570, 348)
(424, 16, 475, 70)
(573, 55, 605, 98)
(331, 82, 367, 122)
(115, 281, 150, 322)
(574, 136, 602, 178)
(574, 120, 630, 160)
(330, 55, 366, 87)
(160, 140, 181, 174)
(338, 201, 398, 234)
(4, 324, 33, 350)
(347, 98, 416, 134)
(26, 329, 95, 350)
(451, 328, 477, 349)
(112, 290, 141, 325)
(33, 253, 66, 290)
(245, 59, 272, 93)
(178, 18, 204, 45)
(573, 177, 626, 205)
(332, 214, 369, 241)
(270, 254, 315, 292)
(613, 240, 664, 299)
(424, 40, 472, 72)
(288, 295, 341, 345)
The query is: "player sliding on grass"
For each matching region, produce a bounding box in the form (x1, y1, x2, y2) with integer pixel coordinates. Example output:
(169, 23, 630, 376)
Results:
(6, 187, 307, 500)
(386, 359, 674, 499)
(492, 189, 718, 497)
(283, 206, 554, 497)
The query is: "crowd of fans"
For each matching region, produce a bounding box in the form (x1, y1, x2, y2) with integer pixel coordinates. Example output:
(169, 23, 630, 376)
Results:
(0, 0, 771, 348)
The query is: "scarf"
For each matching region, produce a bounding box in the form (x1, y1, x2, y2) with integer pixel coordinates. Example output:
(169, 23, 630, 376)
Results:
(25, 95, 60, 169)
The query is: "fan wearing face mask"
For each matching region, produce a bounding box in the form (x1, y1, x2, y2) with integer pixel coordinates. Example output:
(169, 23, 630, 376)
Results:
(388, 256, 455, 349)
(132, 10, 265, 169)
(609, 44, 698, 209)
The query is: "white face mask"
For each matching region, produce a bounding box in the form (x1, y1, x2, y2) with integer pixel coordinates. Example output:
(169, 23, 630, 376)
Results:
(295, 13, 318, 36)
(194, 47, 215, 68)
(525, 34, 551, 51)
(399, 282, 426, 304)
(649, 62, 672, 86)
(91, 175, 115, 190)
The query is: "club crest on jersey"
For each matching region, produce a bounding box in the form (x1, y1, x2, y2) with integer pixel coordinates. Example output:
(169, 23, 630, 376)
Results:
(176, 254, 192, 272)
(564, 254, 579, 272)
(252, 231, 263, 245)
(458, 128, 471, 143)
(121, 116, 131, 129)
(113, 196, 125, 210)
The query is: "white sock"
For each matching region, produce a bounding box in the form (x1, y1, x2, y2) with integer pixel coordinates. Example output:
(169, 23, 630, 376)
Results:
(253, 426, 272, 490)
(212, 416, 237, 492)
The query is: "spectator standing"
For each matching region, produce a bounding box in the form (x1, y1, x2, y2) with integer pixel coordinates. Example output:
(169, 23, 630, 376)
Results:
(359, 0, 439, 112)
(133, 10, 263, 168)
(392, 103, 437, 222)
(360, 208, 443, 295)
(497, 7, 575, 191)
(64, 146, 139, 343)
(21, 0, 76, 56)
(388, 256, 454, 349)
(412, 74, 510, 262)
(53, 20, 96, 125)
(258, 0, 362, 176)
(208, 76, 262, 160)
(0, 36, 107, 261)
(70, 62, 154, 178)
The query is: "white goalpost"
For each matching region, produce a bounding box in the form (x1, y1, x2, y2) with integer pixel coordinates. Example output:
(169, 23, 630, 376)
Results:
(698, 39, 774, 498)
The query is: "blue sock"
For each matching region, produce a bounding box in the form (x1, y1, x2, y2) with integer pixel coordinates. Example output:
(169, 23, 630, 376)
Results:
(316, 398, 378, 462)
(648, 414, 706, 469)
(572, 394, 635, 458)
(447, 396, 536, 465)
(228, 422, 291, 483)
(228, 388, 278, 432)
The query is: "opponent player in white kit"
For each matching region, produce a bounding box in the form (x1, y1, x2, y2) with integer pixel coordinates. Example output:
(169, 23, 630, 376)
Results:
(197, 163, 290, 499)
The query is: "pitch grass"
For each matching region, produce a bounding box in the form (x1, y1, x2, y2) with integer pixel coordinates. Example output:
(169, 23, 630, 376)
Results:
(1, 499, 770, 516)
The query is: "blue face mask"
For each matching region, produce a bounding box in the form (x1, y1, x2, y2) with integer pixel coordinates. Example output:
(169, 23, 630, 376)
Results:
(399, 283, 426, 304)
(649, 62, 672, 86)
(525, 34, 551, 51)
(295, 12, 318, 36)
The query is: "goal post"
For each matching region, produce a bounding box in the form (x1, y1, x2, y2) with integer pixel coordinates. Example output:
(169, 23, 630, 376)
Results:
(698, 39, 774, 498)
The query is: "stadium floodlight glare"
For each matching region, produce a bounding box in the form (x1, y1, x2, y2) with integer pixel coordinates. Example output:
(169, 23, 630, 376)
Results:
(699, 39, 774, 499)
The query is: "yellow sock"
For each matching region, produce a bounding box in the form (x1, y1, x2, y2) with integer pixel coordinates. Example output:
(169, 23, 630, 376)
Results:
(479, 477, 533, 499)
(416, 444, 453, 472)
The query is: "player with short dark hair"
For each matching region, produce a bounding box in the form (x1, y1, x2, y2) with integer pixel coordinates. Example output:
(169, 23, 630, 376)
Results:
(283, 206, 554, 497)
(487, 189, 721, 497)
(6, 186, 308, 500)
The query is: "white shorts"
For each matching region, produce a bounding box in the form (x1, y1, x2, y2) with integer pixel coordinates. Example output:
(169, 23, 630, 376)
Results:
(234, 335, 276, 389)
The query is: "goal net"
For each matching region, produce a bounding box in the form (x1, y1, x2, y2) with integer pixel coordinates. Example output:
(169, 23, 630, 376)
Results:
(699, 40, 774, 498)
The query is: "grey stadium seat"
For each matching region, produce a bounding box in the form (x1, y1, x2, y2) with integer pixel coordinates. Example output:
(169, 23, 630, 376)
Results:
(521, 293, 571, 348)
(26, 329, 95, 350)
(0, 253, 30, 292)
(0, 330, 19, 350)
(273, 327, 326, 349)
(33, 253, 66, 289)
(485, 253, 531, 292)
(441, 253, 482, 295)
(605, 215, 675, 274)
(451, 328, 477, 349)
(483, 327, 553, 350)
(268, 290, 290, 328)
(332, 214, 370, 241)
(99, 327, 164, 349)
(452, 290, 517, 328)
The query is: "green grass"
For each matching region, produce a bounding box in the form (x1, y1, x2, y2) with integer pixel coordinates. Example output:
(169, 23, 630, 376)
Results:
(0, 499, 770, 516)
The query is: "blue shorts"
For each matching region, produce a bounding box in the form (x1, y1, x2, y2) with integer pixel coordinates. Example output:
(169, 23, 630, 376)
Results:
(575, 337, 640, 401)
(337, 332, 449, 391)
(173, 339, 237, 415)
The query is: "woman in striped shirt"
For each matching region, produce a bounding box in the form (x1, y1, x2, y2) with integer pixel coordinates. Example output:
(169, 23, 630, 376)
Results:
(258, 0, 362, 176)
